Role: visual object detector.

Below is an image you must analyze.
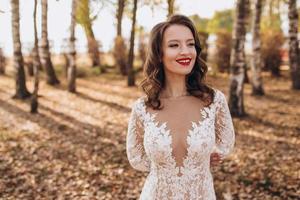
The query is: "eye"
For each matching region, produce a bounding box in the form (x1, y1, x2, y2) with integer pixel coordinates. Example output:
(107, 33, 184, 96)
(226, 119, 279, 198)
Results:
(188, 43, 195, 47)
(168, 44, 179, 48)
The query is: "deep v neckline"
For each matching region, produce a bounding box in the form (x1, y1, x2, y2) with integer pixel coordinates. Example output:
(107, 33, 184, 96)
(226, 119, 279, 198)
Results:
(140, 98, 212, 173)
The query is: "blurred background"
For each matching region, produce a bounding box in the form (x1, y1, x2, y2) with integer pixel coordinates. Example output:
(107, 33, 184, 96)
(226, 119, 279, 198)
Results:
(0, 0, 299, 199)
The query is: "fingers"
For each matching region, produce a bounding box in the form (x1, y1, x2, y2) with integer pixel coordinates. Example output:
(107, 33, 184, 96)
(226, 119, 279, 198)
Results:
(210, 153, 223, 166)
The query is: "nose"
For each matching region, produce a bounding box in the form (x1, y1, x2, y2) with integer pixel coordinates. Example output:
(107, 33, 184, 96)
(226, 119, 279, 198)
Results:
(179, 44, 191, 55)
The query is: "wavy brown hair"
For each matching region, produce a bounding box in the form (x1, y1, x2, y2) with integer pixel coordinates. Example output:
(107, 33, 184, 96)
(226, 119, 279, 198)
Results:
(140, 14, 215, 110)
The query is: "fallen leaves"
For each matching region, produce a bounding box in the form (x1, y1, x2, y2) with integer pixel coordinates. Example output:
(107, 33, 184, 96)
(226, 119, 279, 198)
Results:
(0, 71, 299, 199)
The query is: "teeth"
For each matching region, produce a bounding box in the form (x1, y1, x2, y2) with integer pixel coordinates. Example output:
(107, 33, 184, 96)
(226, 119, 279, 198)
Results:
(177, 60, 190, 63)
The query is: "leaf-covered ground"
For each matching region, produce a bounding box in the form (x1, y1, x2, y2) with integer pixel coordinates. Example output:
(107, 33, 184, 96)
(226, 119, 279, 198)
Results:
(0, 70, 299, 200)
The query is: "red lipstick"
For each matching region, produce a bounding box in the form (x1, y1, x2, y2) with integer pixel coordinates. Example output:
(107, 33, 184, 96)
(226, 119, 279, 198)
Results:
(176, 58, 191, 66)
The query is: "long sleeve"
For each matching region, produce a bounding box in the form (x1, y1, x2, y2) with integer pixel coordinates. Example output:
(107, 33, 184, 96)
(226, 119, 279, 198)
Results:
(126, 100, 151, 172)
(214, 91, 235, 159)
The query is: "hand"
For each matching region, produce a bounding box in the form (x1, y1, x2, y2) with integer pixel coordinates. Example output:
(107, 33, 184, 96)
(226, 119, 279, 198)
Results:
(210, 153, 222, 167)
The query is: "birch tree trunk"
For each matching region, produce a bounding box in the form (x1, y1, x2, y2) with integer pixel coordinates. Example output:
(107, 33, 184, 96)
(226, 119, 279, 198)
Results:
(11, 0, 31, 99)
(288, 0, 300, 89)
(40, 0, 60, 85)
(31, 0, 41, 113)
(228, 0, 250, 117)
(68, 0, 77, 93)
(127, 0, 137, 86)
(251, 0, 264, 95)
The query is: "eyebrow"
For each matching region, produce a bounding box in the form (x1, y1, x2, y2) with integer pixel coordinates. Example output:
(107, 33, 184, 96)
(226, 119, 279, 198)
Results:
(167, 39, 195, 43)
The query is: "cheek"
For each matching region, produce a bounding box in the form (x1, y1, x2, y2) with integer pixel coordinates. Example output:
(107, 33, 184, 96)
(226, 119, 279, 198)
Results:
(163, 49, 177, 61)
(191, 49, 197, 64)
(192, 49, 197, 59)
(162, 50, 177, 66)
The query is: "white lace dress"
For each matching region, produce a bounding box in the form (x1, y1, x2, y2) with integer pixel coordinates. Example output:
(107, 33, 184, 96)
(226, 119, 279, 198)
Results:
(126, 89, 235, 200)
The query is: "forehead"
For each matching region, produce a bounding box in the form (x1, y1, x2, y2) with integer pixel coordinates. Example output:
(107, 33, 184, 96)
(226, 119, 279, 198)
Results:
(163, 24, 194, 42)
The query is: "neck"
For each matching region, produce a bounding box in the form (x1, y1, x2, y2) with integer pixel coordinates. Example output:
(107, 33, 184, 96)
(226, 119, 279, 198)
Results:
(161, 73, 187, 98)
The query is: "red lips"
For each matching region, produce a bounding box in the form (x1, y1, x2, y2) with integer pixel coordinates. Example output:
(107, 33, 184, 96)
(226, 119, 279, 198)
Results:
(176, 58, 192, 66)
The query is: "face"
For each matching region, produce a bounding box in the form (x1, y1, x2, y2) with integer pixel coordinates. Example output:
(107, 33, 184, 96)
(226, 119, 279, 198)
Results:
(161, 24, 197, 77)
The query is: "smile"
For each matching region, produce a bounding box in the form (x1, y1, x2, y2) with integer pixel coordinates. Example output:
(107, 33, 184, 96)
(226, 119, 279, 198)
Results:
(176, 58, 192, 66)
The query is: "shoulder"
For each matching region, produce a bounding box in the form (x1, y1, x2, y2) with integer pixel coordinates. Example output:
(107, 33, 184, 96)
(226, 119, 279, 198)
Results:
(130, 96, 147, 113)
(131, 96, 146, 107)
(212, 88, 227, 104)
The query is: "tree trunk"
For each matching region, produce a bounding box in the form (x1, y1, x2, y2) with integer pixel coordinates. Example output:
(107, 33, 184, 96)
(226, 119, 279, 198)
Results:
(76, 0, 103, 71)
(114, 0, 127, 76)
(215, 30, 232, 73)
(68, 0, 77, 93)
(288, 0, 300, 89)
(114, 36, 128, 75)
(127, 0, 137, 86)
(11, 0, 31, 99)
(117, 0, 125, 37)
(63, 53, 69, 78)
(244, 58, 250, 84)
(167, 0, 175, 18)
(31, 0, 41, 113)
(251, 0, 264, 95)
(0, 48, 5, 74)
(41, 0, 60, 85)
(229, 0, 249, 117)
(25, 54, 34, 76)
(86, 27, 102, 71)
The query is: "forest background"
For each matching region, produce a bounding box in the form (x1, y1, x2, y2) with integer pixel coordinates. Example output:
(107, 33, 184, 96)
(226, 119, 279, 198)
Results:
(0, 0, 299, 199)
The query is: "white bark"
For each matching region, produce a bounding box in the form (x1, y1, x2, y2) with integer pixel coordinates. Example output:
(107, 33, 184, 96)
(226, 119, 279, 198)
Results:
(251, 0, 264, 95)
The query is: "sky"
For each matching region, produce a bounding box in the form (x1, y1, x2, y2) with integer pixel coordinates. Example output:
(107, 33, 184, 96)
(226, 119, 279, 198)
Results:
(0, 0, 236, 56)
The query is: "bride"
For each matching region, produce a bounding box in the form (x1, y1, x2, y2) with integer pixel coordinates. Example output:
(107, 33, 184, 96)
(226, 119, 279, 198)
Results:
(126, 14, 235, 200)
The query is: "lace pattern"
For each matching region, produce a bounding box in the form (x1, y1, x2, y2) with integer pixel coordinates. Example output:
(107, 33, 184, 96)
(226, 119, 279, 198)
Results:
(126, 89, 235, 200)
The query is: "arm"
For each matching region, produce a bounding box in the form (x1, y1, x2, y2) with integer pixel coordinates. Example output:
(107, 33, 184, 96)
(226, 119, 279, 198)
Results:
(214, 91, 235, 159)
(126, 101, 151, 171)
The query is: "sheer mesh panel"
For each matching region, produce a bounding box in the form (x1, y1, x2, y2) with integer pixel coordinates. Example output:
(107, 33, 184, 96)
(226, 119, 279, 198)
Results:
(126, 89, 235, 200)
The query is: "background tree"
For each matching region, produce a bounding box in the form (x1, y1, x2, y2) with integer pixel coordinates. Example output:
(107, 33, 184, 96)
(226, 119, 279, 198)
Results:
(127, 0, 137, 86)
(31, 0, 41, 113)
(251, 0, 264, 95)
(189, 15, 210, 62)
(76, 0, 104, 72)
(0, 48, 5, 74)
(206, 9, 235, 74)
(229, 0, 250, 117)
(189, 14, 209, 33)
(207, 9, 234, 34)
(288, 0, 300, 89)
(116, 0, 125, 36)
(260, 0, 284, 77)
(167, 0, 175, 17)
(113, 0, 128, 75)
(138, 26, 147, 68)
(68, 0, 77, 93)
(40, 0, 60, 85)
(25, 50, 34, 76)
(215, 30, 232, 73)
(261, 31, 284, 76)
(11, 0, 31, 99)
(198, 31, 209, 62)
(144, 0, 177, 18)
(298, 7, 300, 31)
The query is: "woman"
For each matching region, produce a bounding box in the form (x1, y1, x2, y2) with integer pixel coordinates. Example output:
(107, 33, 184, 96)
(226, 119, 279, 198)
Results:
(126, 14, 235, 200)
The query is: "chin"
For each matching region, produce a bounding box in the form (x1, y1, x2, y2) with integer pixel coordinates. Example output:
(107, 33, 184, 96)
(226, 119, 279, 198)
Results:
(164, 62, 195, 76)
(171, 67, 193, 76)
(177, 64, 194, 74)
